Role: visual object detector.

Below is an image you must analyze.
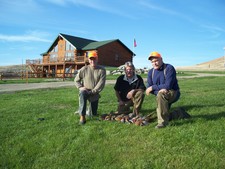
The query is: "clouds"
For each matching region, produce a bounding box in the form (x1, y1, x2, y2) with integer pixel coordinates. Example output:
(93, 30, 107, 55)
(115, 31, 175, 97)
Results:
(0, 0, 40, 15)
(138, 0, 179, 15)
(46, 0, 139, 19)
(201, 24, 225, 38)
(0, 31, 51, 43)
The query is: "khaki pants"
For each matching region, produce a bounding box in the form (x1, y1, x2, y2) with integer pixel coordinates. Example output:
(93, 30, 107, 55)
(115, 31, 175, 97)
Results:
(117, 90, 145, 115)
(156, 90, 180, 125)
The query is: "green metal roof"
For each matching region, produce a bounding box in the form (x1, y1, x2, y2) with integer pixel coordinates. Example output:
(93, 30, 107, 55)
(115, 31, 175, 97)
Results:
(82, 39, 117, 50)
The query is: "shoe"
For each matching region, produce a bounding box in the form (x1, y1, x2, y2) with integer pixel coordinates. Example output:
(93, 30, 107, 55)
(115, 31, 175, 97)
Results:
(79, 116, 86, 125)
(93, 114, 99, 117)
(155, 123, 166, 129)
(79, 120, 86, 125)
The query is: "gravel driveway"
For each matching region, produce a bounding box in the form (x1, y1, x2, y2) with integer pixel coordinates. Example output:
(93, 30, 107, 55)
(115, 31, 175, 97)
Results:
(0, 73, 224, 94)
(0, 80, 116, 94)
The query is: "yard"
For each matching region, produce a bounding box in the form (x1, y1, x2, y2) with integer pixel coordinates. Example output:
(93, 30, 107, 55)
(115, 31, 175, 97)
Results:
(0, 75, 225, 168)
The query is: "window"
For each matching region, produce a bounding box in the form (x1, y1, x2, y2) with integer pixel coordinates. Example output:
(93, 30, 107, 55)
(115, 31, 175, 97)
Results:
(65, 41, 75, 51)
(51, 44, 58, 52)
(50, 54, 57, 62)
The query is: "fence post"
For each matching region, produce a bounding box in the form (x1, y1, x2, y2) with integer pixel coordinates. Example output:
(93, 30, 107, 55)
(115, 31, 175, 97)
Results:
(21, 70, 23, 80)
(26, 69, 28, 84)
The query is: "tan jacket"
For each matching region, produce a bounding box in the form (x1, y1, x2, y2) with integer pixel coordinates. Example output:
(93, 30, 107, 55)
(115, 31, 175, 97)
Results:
(74, 65, 106, 101)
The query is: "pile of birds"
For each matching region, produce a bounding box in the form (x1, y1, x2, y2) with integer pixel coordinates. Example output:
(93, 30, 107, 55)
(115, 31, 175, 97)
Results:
(99, 112, 157, 126)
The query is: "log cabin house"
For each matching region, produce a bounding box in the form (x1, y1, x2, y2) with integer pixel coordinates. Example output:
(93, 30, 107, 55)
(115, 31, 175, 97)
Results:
(26, 33, 134, 78)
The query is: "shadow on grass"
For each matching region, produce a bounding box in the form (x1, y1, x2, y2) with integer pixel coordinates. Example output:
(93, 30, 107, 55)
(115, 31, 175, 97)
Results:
(169, 118, 194, 127)
(180, 105, 225, 120)
(192, 111, 225, 120)
(170, 105, 225, 128)
(141, 108, 156, 115)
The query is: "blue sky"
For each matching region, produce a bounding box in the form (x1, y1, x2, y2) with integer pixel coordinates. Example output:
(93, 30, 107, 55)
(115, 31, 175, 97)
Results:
(0, 0, 225, 68)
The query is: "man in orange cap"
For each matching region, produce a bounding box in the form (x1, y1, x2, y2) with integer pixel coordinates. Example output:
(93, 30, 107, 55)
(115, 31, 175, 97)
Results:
(74, 50, 106, 124)
(146, 51, 180, 129)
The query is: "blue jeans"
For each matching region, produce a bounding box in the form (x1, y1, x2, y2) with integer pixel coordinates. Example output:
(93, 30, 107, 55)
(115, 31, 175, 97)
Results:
(79, 90, 98, 116)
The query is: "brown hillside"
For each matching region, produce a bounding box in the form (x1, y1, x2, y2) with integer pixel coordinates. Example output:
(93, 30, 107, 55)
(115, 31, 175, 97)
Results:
(0, 65, 24, 72)
(176, 56, 225, 71)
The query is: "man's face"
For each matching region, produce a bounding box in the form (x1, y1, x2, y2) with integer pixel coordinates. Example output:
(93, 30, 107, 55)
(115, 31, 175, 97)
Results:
(125, 66, 134, 78)
(89, 57, 98, 68)
(151, 58, 163, 70)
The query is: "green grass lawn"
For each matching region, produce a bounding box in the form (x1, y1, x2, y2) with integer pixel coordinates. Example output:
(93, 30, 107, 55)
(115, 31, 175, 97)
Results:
(0, 76, 225, 168)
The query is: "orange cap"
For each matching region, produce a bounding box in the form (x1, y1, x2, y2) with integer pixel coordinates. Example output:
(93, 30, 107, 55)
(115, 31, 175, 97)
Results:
(88, 51, 98, 59)
(148, 51, 161, 60)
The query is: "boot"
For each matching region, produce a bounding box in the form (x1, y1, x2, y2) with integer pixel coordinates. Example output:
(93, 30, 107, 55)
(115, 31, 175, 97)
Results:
(79, 115, 86, 125)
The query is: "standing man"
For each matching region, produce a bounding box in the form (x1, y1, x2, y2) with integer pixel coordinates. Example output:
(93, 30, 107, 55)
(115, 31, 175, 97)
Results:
(74, 51, 106, 125)
(146, 51, 180, 129)
(114, 61, 146, 116)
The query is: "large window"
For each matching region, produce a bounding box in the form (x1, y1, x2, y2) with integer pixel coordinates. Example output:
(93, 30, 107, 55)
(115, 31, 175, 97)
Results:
(65, 41, 75, 51)
(50, 54, 57, 62)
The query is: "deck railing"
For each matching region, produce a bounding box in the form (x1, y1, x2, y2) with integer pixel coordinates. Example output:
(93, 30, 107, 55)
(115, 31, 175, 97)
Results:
(26, 56, 87, 64)
(26, 59, 42, 64)
(0, 71, 77, 81)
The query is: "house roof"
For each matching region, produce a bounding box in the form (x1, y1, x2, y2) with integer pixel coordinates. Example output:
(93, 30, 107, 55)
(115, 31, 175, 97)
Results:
(83, 39, 135, 56)
(82, 39, 117, 50)
(41, 33, 134, 56)
(59, 33, 97, 49)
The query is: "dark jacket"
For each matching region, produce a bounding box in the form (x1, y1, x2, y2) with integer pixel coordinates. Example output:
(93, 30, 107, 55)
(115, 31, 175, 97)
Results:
(114, 74, 146, 102)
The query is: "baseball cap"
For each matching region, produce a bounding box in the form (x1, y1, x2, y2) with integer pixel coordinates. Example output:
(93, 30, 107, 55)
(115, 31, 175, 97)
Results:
(87, 51, 98, 59)
(148, 51, 161, 60)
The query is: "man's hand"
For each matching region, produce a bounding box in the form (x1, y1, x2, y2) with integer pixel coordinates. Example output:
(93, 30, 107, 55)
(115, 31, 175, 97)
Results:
(126, 89, 134, 99)
(79, 87, 87, 91)
(146, 86, 153, 96)
(79, 87, 92, 94)
(158, 89, 168, 94)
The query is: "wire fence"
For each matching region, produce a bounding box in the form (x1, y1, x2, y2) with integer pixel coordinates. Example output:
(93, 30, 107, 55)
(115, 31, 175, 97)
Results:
(0, 72, 77, 81)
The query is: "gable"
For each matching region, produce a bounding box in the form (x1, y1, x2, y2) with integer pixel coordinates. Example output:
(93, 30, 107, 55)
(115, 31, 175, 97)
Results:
(42, 33, 97, 55)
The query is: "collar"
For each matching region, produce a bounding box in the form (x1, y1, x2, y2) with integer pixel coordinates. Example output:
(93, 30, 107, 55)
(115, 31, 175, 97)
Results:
(123, 74, 138, 84)
(159, 63, 165, 71)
